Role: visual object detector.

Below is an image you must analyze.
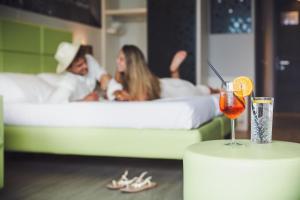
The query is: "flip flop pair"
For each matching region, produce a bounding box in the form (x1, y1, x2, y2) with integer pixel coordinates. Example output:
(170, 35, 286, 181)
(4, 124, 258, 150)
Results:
(106, 170, 157, 193)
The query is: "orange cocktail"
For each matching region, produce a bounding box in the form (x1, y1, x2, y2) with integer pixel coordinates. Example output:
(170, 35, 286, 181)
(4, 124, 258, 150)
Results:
(219, 92, 245, 119)
(219, 77, 252, 145)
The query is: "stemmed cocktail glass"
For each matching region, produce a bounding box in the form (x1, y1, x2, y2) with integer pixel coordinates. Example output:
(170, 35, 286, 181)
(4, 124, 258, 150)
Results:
(219, 81, 246, 145)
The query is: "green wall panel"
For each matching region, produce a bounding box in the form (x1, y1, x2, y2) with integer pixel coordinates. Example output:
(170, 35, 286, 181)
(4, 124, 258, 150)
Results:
(42, 55, 57, 72)
(42, 27, 72, 55)
(3, 52, 41, 74)
(2, 20, 41, 53)
(0, 19, 72, 74)
(0, 21, 2, 50)
(0, 52, 3, 72)
(0, 96, 3, 189)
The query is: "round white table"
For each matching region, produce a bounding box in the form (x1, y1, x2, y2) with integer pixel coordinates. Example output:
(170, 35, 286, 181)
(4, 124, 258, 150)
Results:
(183, 140, 300, 200)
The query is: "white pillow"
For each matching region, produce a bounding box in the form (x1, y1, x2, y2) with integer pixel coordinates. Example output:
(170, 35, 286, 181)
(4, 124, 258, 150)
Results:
(0, 73, 54, 103)
(37, 73, 62, 87)
(0, 75, 26, 103)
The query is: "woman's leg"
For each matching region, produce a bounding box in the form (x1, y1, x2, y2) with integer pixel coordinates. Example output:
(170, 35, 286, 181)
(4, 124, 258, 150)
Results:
(169, 50, 187, 78)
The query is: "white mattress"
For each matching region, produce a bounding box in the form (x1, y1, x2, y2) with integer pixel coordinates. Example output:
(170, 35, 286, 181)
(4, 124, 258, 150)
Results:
(4, 96, 221, 129)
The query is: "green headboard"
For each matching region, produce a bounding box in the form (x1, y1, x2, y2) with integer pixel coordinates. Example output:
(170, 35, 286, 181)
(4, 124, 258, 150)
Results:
(0, 19, 72, 73)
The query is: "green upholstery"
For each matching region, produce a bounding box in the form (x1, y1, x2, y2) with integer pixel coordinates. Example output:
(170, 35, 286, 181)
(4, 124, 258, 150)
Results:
(42, 27, 72, 55)
(1, 20, 41, 53)
(2, 52, 41, 73)
(0, 97, 3, 189)
(0, 21, 2, 50)
(184, 140, 300, 200)
(41, 55, 58, 73)
(0, 52, 3, 72)
(0, 18, 72, 73)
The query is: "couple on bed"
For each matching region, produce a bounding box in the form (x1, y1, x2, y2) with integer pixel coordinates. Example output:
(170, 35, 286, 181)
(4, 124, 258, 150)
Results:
(50, 42, 217, 102)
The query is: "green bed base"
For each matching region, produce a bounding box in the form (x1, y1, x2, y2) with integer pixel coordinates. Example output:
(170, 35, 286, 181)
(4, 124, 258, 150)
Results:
(4, 116, 230, 160)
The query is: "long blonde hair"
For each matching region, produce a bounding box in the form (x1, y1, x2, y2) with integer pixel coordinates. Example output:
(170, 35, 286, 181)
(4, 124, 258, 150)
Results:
(120, 45, 161, 100)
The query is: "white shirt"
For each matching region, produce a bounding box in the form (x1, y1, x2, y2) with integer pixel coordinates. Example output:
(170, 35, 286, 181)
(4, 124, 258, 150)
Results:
(47, 54, 107, 103)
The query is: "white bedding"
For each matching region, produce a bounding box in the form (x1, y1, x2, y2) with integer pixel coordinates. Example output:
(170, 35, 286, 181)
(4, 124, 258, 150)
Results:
(4, 96, 221, 129)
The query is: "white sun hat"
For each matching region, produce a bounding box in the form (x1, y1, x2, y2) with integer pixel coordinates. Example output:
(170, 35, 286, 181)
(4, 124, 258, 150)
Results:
(54, 42, 80, 74)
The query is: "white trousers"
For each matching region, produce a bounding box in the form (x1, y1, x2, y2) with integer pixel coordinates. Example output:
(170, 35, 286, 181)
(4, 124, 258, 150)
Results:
(160, 78, 210, 98)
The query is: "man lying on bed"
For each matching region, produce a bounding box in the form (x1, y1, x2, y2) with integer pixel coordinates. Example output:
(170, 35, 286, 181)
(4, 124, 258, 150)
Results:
(49, 42, 218, 103)
(48, 42, 122, 103)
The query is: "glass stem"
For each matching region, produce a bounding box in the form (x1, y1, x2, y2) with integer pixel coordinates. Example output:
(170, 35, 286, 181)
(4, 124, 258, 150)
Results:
(231, 119, 235, 144)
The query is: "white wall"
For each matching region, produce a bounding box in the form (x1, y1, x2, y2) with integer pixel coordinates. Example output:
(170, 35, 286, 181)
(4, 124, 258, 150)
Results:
(208, 34, 255, 87)
(119, 20, 147, 59)
(114, 0, 147, 59)
(196, 0, 209, 85)
(0, 5, 102, 63)
(104, 17, 147, 74)
(102, 0, 147, 74)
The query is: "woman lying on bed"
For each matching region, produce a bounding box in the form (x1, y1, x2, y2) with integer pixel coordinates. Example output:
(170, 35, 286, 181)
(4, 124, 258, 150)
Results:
(113, 45, 218, 101)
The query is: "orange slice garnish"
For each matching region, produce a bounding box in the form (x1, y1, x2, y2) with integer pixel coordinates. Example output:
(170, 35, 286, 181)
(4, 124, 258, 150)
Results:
(233, 76, 253, 97)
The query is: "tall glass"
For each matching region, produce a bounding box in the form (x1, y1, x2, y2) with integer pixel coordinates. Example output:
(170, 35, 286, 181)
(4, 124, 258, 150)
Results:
(219, 82, 246, 145)
(251, 97, 274, 144)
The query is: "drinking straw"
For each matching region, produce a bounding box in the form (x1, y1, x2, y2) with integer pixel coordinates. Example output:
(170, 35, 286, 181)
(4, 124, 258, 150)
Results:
(251, 90, 255, 98)
(207, 61, 226, 85)
(250, 90, 263, 140)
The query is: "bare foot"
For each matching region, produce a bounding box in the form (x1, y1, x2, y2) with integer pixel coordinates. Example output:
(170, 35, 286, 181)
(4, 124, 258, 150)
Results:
(170, 50, 187, 78)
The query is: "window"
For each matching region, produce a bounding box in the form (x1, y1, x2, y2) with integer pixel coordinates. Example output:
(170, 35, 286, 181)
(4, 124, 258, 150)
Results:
(211, 0, 252, 34)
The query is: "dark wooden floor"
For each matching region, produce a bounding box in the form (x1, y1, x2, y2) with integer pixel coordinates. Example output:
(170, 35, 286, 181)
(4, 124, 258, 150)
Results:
(0, 115, 299, 200)
(0, 154, 182, 200)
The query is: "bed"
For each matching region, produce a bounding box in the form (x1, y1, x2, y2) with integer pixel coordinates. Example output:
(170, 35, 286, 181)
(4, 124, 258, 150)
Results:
(0, 19, 231, 189)
(0, 73, 230, 159)
(0, 19, 230, 159)
(2, 93, 230, 159)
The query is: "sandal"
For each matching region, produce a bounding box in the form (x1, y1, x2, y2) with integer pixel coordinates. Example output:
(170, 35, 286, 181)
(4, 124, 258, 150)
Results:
(120, 171, 157, 193)
(106, 170, 137, 190)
